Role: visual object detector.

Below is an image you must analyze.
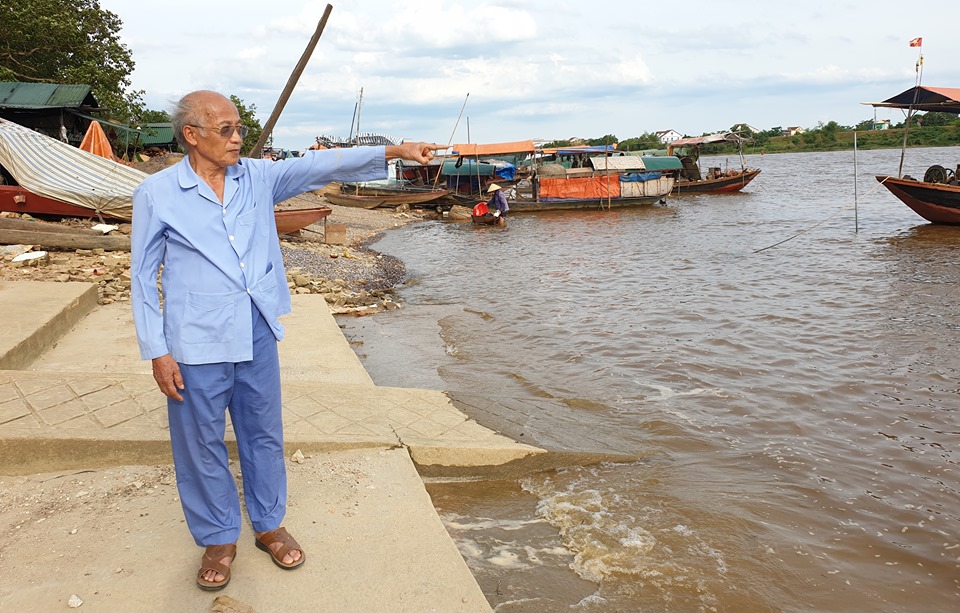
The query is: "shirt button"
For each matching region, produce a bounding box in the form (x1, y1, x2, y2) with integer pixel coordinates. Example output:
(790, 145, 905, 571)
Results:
(246, 288, 251, 294)
(240, 262, 245, 268)
(229, 235, 235, 241)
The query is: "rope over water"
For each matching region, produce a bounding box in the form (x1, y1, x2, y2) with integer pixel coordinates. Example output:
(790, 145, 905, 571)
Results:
(752, 176, 891, 253)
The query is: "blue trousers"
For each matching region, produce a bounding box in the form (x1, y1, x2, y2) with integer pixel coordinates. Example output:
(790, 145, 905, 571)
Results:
(167, 308, 286, 546)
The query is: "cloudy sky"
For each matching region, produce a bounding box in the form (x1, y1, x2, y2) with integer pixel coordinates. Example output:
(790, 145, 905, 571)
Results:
(97, 0, 959, 151)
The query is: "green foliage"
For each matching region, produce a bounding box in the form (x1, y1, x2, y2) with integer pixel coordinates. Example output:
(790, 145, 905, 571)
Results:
(230, 95, 265, 155)
(618, 133, 662, 151)
(0, 0, 143, 122)
(137, 109, 171, 124)
(918, 111, 956, 127)
(586, 134, 618, 147)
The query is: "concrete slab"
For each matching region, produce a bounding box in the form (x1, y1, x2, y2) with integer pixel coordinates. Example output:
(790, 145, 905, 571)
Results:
(0, 448, 492, 612)
(0, 281, 98, 371)
(27, 295, 375, 386)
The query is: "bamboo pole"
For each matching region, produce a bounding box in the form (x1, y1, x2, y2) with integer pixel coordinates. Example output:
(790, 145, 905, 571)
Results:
(247, 4, 334, 157)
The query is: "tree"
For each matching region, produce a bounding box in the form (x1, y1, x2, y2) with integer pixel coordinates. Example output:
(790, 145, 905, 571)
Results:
(230, 96, 264, 155)
(0, 0, 143, 122)
(918, 111, 957, 127)
(586, 134, 618, 147)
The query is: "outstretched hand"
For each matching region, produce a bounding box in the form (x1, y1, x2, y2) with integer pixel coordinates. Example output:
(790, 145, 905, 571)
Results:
(385, 142, 448, 164)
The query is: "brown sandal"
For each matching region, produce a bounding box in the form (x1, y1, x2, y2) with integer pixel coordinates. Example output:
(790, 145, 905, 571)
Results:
(196, 543, 237, 591)
(255, 527, 305, 570)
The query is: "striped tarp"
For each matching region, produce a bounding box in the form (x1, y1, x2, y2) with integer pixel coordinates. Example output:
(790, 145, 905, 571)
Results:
(0, 118, 147, 221)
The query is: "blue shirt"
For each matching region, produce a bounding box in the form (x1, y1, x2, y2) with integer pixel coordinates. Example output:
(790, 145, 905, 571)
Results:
(131, 148, 387, 365)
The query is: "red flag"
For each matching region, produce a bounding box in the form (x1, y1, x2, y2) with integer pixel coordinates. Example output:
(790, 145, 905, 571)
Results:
(909, 37, 922, 47)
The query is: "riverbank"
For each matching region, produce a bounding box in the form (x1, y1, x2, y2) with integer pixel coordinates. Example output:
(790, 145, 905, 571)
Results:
(0, 194, 431, 314)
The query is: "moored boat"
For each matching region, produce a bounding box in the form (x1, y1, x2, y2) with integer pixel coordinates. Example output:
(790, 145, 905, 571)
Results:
(667, 132, 760, 193)
(864, 85, 960, 224)
(507, 148, 679, 212)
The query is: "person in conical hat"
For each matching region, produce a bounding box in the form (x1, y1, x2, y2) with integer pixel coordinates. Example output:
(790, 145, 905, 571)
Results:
(486, 183, 509, 219)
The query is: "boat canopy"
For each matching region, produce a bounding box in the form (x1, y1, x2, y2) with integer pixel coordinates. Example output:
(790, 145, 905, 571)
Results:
(0, 118, 145, 220)
(638, 155, 683, 170)
(452, 140, 535, 156)
(863, 86, 960, 114)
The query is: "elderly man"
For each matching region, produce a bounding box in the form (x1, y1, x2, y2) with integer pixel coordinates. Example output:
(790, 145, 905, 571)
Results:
(131, 90, 440, 590)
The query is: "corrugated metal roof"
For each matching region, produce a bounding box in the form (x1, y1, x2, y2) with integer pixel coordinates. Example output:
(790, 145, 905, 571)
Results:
(0, 82, 96, 110)
(139, 123, 175, 145)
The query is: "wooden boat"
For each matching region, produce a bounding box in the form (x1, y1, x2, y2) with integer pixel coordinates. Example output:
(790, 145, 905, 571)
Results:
(327, 188, 448, 208)
(874, 174, 960, 224)
(673, 167, 761, 194)
(864, 85, 960, 224)
(274, 206, 332, 233)
(667, 132, 760, 194)
(0, 184, 126, 219)
(467, 201, 504, 225)
(507, 150, 678, 212)
(2, 184, 332, 233)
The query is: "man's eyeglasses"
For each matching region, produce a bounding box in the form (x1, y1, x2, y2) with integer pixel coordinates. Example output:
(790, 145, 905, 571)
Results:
(190, 124, 250, 139)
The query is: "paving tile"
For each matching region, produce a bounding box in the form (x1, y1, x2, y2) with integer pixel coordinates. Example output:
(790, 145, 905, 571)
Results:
(66, 377, 116, 397)
(21, 384, 76, 411)
(93, 399, 146, 428)
(0, 398, 30, 424)
(37, 398, 87, 425)
(304, 411, 352, 434)
(0, 381, 20, 404)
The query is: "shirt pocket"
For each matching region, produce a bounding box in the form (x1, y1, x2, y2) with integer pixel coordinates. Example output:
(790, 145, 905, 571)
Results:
(180, 290, 237, 344)
(237, 207, 269, 242)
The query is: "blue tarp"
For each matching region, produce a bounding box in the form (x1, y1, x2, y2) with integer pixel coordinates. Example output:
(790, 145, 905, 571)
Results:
(621, 172, 663, 182)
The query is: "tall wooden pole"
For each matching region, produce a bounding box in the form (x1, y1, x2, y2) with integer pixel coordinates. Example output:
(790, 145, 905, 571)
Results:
(247, 4, 333, 156)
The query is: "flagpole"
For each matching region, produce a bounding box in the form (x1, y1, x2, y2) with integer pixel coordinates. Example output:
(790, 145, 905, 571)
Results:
(899, 36, 924, 177)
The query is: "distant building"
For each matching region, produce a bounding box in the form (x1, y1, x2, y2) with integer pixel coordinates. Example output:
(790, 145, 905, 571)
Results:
(872, 119, 891, 130)
(782, 126, 805, 136)
(0, 81, 103, 145)
(655, 129, 683, 144)
(732, 123, 759, 134)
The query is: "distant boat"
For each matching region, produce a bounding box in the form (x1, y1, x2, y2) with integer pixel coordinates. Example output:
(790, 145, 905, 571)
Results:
(864, 85, 960, 224)
(667, 132, 761, 193)
(326, 188, 448, 209)
(507, 148, 679, 212)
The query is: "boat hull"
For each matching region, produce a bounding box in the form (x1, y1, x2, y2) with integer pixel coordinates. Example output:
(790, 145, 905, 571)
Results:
(2, 184, 331, 232)
(0, 184, 128, 220)
(330, 188, 448, 208)
(507, 195, 665, 212)
(274, 207, 332, 234)
(673, 168, 761, 194)
(877, 175, 960, 225)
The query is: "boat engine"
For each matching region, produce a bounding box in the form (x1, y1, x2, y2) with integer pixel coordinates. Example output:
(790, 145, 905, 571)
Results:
(923, 164, 959, 185)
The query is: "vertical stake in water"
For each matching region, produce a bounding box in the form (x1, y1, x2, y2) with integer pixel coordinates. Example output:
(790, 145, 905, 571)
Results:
(853, 131, 859, 233)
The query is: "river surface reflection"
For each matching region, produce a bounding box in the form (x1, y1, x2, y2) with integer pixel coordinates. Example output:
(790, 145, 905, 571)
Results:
(339, 148, 960, 612)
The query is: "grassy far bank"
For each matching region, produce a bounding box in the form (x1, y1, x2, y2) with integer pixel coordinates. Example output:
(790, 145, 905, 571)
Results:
(731, 124, 960, 156)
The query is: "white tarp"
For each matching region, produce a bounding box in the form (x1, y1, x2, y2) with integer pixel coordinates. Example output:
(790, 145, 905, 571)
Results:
(0, 118, 147, 221)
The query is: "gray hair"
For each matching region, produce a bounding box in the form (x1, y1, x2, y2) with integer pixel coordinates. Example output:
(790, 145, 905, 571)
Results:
(170, 90, 224, 148)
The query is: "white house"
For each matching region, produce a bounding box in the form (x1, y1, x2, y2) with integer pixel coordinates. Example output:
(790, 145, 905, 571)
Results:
(782, 126, 805, 136)
(732, 123, 759, 134)
(655, 129, 683, 144)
